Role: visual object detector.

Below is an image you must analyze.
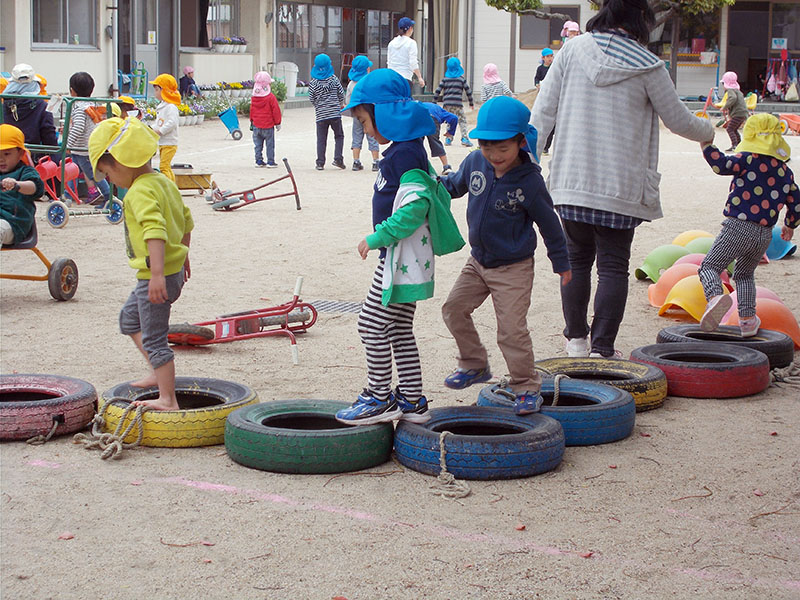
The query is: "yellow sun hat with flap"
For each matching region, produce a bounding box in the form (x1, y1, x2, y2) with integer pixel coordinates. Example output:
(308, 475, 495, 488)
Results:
(735, 113, 791, 161)
(88, 116, 159, 180)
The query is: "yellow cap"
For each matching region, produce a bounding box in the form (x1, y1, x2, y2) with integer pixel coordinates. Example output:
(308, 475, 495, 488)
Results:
(37, 74, 47, 95)
(0, 124, 32, 165)
(0, 77, 7, 94)
(149, 73, 181, 105)
(88, 117, 159, 180)
(735, 113, 791, 161)
(118, 96, 136, 106)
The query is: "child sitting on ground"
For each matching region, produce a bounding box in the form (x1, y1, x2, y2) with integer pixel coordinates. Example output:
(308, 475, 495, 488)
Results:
(433, 57, 474, 147)
(698, 113, 797, 336)
(421, 101, 458, 174)
(440, 96, 571, 415)
(250, 71, 282, 168)
(309, 54, 346, 170)
(346, 55, 380, 172)
(88, 116, 194, 410)
(335, 69, 464, 425)
(0, 124, 44, 245)
(148, 73, 181, 182)
(66, 71, 111, 206)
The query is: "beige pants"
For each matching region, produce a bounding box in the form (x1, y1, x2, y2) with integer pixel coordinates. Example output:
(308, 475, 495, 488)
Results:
(441, 256, 541, 393)
(0, 219, 15, 245)
(159, 145, 177, 182)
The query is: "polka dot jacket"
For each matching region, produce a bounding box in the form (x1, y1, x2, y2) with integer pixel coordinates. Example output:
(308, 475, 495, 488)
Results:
(703, 145, 799, 229)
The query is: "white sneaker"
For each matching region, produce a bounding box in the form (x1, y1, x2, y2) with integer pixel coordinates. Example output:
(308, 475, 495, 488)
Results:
(740, 315, 761, 338)
(700, 294, 732, 332)
(565, 337, 590, 357)
(589, 350, 624, 359)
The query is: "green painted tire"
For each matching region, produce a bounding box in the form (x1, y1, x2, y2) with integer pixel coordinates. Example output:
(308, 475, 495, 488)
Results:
(224, 400, 394, 474)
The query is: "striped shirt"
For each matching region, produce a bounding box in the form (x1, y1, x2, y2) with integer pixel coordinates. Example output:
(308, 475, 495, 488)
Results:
(433, 77, 473, 107)
(66, 101, 97, 155)
(590, 31, 659, 68)
(558, 205, 643, 229)
(481, 81, 513, 103)
(309, 76, 345, 122)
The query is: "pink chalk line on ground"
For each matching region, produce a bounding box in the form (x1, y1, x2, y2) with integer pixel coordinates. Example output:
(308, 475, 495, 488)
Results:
(25, 460, 61, 469)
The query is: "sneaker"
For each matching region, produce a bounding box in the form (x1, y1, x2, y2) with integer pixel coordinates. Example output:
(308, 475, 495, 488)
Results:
(266, 162, 278, 168)
(332, 160, 346, 170)
(444, 137, 452, 146)
(725, 146, 736, 152)
(395, 388, 430, 423)
(461, 137, 474, 147)
(372, 161, 380, 172)
(352, 160, 364, 171)
(442, 164, 453, 175)
(700, 294, 732, 332)
(589, 350, 624, 359)
(514, 391, 543, 415)
(565, 336, 590, 358)
(86, 187, 102, 205)
(255, 160, 267, 168)
(541, 150, 550, 156)
(740, 315, 761, 338)
(335, 389, 402, 425)
(315, 165, 324, 171)
(444, 366, 492, 390)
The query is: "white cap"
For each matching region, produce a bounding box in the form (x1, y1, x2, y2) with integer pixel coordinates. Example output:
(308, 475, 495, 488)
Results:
(11, 63, 36, 83)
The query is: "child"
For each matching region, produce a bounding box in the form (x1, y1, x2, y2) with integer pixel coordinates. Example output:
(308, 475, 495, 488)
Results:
(440, 96, 571, 415)
(346, 55, 380, 172)
(335, 68, 464, 425)
(561, 20, 581, 42)
(0, 124, 44, 245)
(148, 73, 181, 182)
(698, 114, 797, 336)
(250, 71, 282, 168)
(309, 54, 346, 170)
(110, 96, 141, 120)
(66, 72, 111, 205)
(179, 66, 201, 99)
(481, 63, 513, 103)
(720, 71, 749, 151)
(535, 49, 556, 155)
(434, 57, 474, 147)
(421, 101, 458, 174)
(88, 116, 193, 410)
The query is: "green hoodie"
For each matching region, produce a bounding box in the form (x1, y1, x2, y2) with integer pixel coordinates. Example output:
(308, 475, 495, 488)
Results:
(366, 167, 465, 305)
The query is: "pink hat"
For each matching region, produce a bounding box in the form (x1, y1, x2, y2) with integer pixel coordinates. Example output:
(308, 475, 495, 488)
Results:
(721, 71, 740, 90)
(561, 21, 580, 37)
(182, 66, 194, 76)
(483, 63, 501, 85)
(253, 71, 272, 97)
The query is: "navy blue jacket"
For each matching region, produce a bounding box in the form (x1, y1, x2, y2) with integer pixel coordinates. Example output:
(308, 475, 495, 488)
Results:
(441, 150, 570, 271)
(422, 102, 458, 137)
(2, 97, 58, 160)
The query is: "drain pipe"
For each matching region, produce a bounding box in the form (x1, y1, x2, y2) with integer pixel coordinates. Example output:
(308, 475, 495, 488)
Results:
(109, 0, 119, 95)
(468, 0, 475, 88)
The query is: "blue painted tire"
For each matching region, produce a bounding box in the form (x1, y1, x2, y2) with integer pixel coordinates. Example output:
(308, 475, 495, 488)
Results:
(476, 379, 635, 446)
(393, 406, 564, 480)
(105, 199, 124, 224)
(47, 201, 69, 229)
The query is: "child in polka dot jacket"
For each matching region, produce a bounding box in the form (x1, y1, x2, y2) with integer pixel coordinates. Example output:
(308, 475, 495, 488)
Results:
(698, 113, 798, 337)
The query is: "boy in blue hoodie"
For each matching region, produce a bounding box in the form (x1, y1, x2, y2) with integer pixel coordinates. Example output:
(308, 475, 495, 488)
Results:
(335, 69, 465, 425)
(440, 96, 571, 414)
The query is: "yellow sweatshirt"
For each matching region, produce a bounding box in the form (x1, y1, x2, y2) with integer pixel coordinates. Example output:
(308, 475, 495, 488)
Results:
(123, 172, 193, 279)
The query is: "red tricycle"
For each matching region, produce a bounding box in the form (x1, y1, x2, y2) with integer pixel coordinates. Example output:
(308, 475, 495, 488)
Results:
(208, 158, 301, 211)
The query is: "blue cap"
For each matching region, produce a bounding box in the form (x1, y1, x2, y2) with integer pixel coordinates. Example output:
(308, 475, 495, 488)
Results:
(445, 57, 464, 78)
(348, 55, 373, 82)
(311, 54, 334, 80)
(398, 17, 415, 31)
(341, 68, 435, 142)
(542, 48, 554, 57)
(469, 96, 539, 161)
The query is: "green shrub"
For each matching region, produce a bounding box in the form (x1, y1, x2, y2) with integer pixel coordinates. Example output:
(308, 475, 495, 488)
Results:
(271, 80, 287, 103)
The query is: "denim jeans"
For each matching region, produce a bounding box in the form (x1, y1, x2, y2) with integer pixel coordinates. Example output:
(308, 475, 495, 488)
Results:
(253, 127, 275, 164)
(316, 117, 344, 166)
(71, 153, 110, 199)
(560, 219, 636, 356)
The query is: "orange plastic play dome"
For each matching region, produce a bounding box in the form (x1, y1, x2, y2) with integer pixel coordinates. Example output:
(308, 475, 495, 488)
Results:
(648, 263, 699, 307)
(723, 298, 800, 349)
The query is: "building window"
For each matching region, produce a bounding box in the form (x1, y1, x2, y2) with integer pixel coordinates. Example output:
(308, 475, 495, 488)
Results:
(279, 2, 310, 49)
(206, 0, 240, 40)
(32, 0, 96, 46)
(519, 5, 580, 49)
(771, 3, 800, 53)
(328, 6, 342, 49)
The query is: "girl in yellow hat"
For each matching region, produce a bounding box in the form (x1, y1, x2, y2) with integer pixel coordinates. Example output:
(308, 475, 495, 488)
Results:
(148, 73, 181, 181)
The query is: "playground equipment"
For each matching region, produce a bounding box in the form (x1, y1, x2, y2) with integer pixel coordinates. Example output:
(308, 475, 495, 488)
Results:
(218, 93, 243, 140)
(207, 158, 301, 211)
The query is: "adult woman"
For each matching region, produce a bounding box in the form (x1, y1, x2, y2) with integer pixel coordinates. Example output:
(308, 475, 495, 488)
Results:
(2, 64, 58, 161)
(531, 0, 713, 358)
(387, 17, 425, 90)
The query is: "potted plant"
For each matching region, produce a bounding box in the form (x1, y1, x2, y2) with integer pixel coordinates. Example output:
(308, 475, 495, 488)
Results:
(232, 35, 248, 53)
(192, 102, 206, 124)
(211, 36, 229, 53)
(230, 81, 243, 98)
(178, 103, 192, 125)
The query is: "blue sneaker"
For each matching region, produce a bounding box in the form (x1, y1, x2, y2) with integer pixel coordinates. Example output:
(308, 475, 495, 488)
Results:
(514, 391, 543, 415)
(394, 388, 430, 423)
(444, 137, 452, 146)
(444, 366, 492, 390)
(461, 137, 474, 147)
(335, 389, 402, 425)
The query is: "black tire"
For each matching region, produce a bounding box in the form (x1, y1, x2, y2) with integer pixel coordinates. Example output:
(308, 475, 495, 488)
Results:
(211, 197, 239, 210)
(630, 342, 770, 398)
(536, 357, 667, 412)
(656, 325, 794, 370)
(167, 322, 216, 345)
(231, 129, 243, 141)
(101, 377, 258, 447)
(476, 379, 635, 446)
(48, 258, 78, 301)
(394, 406, 564, 480)
(1, 374, 97, 440)
(224, 400, 394, 474)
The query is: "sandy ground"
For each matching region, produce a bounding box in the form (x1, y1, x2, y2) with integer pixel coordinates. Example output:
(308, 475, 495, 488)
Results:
(1, 105, 799, 600)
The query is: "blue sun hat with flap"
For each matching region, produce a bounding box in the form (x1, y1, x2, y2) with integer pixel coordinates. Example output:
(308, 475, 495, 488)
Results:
(445, 57, 464, 78)
(342, 68, 435, 141)
(311, 54, 334, 79)
(348, 55, 373, 82)
(469, 96, 539, 161)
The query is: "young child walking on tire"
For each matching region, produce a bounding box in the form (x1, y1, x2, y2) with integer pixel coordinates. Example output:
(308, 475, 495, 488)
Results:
(335, 69, 465, 426)
(89, 116, 194, 410)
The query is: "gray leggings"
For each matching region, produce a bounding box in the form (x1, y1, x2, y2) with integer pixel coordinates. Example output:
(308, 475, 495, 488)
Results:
(698, 218, 772, 318)
(119, 269, 185, 369)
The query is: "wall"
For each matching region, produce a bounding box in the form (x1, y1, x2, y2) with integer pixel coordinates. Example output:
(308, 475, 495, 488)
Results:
(179, 51, 256, 85)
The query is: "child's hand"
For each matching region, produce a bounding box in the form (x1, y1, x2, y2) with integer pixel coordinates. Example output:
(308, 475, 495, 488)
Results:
(357, 239, 370, 260)
(183, 256, 191, 281)
(0, 178, 17, 191)
(701, 139, 714, 149)
(148, 275, 169, 304)
(781, 225, 795, 241)
(275, 124, 281, 131)
(559, 270, 572, 286)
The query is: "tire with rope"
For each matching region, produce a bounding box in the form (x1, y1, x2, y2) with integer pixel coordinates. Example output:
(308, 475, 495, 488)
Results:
(224, 400, 394, 474)
(536, 357, 667, 412)
(0, 374, 96, 441)
(476, 378, 635, 446)
(394, 406, 564, 480)
(655, 325, 794, 370)
(630, 342, 770, 398)
(99, 377, 258, 447)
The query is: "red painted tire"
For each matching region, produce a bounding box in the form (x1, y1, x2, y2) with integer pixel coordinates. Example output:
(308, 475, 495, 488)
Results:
(629, 343, 770, 399)
(0, 374, 97, 440)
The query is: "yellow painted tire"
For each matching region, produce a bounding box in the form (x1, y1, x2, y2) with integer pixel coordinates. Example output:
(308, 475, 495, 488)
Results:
(536, 357, 667, 412)
(779, 119, 789, 135)
(100, 377, 258, 447)
(694, 110, 709, 120)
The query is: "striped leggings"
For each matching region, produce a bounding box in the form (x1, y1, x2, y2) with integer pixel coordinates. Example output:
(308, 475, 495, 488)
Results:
(357, 261, 422, 402)
(443, 105, 469, 139)
(724, 116, 746, 148)
(698, 218, 772, 318)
